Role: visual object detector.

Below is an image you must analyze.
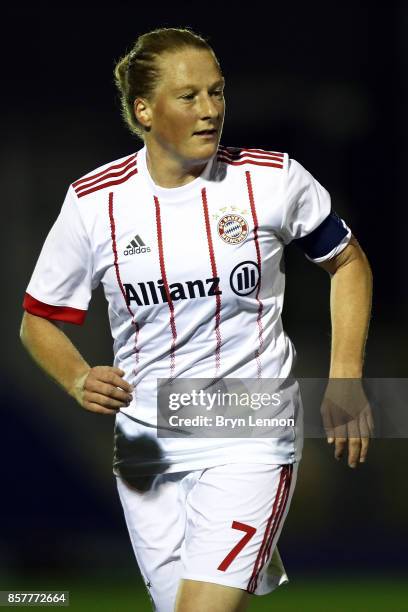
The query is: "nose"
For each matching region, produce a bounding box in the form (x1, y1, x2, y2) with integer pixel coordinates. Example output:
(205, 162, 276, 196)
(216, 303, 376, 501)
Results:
(197, 93, 220, 120)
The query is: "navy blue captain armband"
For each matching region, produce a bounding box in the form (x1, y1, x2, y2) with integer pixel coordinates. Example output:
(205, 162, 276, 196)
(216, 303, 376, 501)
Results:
(293, 212, 349, 260)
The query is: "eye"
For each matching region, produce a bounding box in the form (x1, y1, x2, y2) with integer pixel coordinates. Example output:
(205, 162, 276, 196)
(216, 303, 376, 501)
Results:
(211, 89, 224, 98)
(181, 93, 195, 100)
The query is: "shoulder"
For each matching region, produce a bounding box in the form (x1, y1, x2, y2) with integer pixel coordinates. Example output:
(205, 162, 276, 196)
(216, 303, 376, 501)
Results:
(70, 150, 140, 200)
(217, 145, 288, 172)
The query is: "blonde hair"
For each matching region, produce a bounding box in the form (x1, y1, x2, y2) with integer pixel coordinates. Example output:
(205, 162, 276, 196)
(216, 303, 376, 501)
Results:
(114, 27, 220, 140)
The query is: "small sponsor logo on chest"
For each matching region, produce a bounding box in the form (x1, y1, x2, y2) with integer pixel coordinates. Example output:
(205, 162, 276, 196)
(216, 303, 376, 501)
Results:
(124, 234, 151, 256)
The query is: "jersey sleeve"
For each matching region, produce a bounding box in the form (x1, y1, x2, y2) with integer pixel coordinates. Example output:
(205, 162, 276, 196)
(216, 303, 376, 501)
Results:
(280, 158, 351, 262)
(23, 185, 93, 325)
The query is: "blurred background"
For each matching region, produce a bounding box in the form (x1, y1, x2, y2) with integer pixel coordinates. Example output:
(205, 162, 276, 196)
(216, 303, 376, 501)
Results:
(2, 2, 408, 610)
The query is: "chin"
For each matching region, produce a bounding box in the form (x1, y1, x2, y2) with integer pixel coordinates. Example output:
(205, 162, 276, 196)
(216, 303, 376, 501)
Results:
(191, 140, 219, 159)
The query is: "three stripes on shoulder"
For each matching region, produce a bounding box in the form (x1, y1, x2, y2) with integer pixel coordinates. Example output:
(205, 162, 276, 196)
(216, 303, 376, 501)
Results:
(72, 154, 138, 198)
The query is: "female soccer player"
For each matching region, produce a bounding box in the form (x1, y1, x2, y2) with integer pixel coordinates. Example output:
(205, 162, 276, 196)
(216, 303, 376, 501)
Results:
(20, 27, 373, 612)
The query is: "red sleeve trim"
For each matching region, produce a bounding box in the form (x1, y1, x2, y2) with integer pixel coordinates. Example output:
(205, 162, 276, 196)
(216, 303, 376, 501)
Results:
(23, 293, 87, 325)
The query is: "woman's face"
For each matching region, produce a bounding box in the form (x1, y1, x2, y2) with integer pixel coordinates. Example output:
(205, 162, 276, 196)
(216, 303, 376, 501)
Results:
(139, 47, 225, 165)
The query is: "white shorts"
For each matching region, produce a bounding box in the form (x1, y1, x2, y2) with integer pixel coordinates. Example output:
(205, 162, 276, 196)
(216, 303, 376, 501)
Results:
(116, 462, 298, 612)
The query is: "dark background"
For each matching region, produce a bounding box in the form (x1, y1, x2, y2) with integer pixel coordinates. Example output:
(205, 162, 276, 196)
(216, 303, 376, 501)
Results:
(2, 0, 407, 596)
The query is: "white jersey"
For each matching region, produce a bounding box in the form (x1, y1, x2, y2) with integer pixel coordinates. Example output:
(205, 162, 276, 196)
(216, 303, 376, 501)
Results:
(24, 144, 351, 474)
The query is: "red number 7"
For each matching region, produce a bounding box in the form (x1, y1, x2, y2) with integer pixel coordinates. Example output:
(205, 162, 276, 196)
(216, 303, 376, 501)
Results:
(217, 521, 257, 571)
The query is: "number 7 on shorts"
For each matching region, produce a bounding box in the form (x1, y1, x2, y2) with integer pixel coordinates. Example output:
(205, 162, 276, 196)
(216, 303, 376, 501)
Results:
(217, 521, 257, 571)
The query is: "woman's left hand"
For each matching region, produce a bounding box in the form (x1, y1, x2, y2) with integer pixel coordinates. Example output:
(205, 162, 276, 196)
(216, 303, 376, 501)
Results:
(320, 378, 375, 468)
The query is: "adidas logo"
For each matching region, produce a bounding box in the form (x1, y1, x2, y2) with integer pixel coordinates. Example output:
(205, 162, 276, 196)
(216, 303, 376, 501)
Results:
(124, 234, 151, 256)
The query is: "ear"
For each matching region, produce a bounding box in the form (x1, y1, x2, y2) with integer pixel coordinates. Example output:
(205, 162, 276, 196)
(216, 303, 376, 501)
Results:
(134, 98, 152, 128)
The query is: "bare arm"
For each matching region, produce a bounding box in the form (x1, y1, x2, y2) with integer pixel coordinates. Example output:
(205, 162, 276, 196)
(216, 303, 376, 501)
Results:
(316, 235, 374, 466)
(317, 235, 373, 378)
(20, 311, 133, 415)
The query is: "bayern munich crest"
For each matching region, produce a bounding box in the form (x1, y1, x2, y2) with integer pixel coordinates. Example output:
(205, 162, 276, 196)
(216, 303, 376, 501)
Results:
(217, 214, 249, 245)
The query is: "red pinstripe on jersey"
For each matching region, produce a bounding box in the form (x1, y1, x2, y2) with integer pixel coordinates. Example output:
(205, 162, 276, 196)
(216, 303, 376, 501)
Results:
(201, 187, 222, 375)
(218, 146, 284, 169)
(154, 196, 177, 379)
(247, 464, 292, 594)
(245, 170, 264, 378)
(108, 192, 140, 377)
(23, 292, 87, 325)
(73, 154, 138, 198)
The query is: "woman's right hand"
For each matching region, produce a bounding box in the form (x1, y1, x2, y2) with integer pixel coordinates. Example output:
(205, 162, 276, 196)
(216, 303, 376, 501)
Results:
(73, 366, 134, 415)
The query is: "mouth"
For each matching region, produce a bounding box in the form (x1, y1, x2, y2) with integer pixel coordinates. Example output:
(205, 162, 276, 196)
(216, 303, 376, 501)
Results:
(193, 128, 218, 137)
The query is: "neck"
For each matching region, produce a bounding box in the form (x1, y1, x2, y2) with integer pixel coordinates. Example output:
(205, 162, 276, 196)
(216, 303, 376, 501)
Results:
(144, 140, 210, 188)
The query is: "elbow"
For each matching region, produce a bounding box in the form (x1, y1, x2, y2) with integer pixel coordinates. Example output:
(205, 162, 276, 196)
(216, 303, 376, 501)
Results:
(339, 237, 373, 279)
